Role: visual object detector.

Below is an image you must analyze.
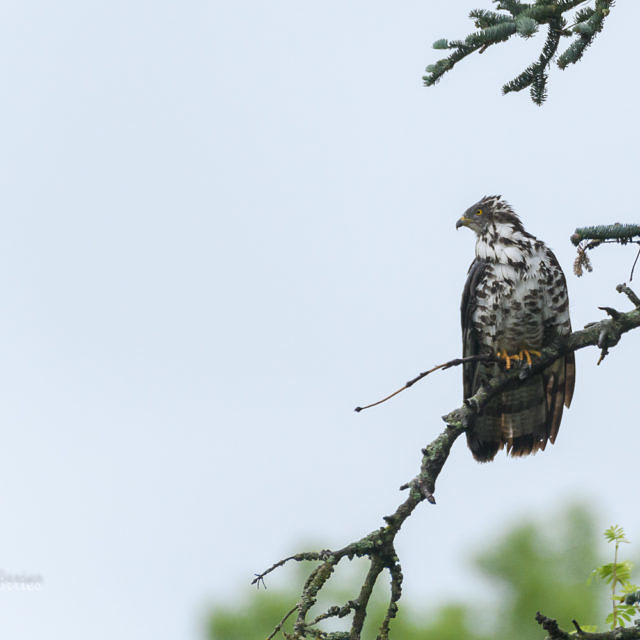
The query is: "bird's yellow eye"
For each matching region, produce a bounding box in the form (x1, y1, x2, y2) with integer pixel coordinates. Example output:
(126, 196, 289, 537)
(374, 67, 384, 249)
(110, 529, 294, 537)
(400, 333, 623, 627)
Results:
(476, 208, 483, 216)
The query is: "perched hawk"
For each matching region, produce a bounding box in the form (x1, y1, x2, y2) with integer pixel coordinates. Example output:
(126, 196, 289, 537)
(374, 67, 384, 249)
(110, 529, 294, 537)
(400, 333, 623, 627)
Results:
(457, 196, 575, 462)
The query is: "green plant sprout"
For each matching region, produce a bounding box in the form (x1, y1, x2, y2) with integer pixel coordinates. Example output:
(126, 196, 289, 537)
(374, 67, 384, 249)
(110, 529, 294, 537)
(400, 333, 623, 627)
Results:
(590, 525, 640, 629)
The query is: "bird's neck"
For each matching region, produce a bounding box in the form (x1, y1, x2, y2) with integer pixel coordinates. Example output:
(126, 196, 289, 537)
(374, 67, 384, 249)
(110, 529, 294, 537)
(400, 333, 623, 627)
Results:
(475, 222, 535, 266)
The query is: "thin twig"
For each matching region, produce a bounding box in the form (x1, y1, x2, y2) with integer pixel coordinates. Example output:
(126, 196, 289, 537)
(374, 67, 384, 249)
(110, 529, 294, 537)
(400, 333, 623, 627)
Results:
(307, 601, 357, 627)
(354, 354, 499, 412)
(378, 562, 403, 640)
(630, 247, 640, 281)
(266, 605, 298, 640)
(350, 558, 384, 638)
(252, 551, 333, 587)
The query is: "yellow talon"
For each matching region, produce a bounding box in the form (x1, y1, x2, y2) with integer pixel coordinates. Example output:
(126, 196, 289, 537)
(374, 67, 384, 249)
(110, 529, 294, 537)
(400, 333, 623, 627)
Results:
(497, 348, 542, 368)
(497, 348, 542, 369)
(497, 349, 521, 369)
(518, 349, 542, 366)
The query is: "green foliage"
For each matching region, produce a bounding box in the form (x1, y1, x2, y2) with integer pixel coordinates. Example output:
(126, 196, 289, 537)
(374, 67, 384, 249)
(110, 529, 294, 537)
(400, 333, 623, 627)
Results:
(590, 525, 640, 629)
(208, 585, 488, 640)
(208, 505, 602, 640)
(515, 15, 539, 37)
(593, 561, 633, 585)
(604, 525, 628, 545)
(209, 588, 295, 640)
(558, 1, 612, 69)
(424, 0, 616, 104)
(474, 504, 600, 640)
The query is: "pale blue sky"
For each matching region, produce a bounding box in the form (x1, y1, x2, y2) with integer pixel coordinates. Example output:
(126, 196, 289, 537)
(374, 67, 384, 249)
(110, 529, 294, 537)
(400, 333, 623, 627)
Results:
(1, 2, 639, 638)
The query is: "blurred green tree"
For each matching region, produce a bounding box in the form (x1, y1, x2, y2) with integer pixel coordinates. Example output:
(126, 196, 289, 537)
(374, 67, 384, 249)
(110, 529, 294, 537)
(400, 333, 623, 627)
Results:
(475, 504, 600, 640)
(208, 504, 602, 640)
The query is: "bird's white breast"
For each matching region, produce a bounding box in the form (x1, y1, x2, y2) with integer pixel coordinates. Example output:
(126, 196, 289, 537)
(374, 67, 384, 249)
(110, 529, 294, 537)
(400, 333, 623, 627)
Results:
(473, 224, 550, 350)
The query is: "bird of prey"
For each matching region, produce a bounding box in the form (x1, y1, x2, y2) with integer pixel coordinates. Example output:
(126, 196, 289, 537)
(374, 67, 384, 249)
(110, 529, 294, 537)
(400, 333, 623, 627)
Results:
(456, 195, 575, 462)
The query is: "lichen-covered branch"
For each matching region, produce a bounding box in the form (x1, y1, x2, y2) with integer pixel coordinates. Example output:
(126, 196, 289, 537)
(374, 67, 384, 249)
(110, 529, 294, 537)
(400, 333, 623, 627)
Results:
(424, 1, 615, 105)
(536, 612, 640, 640)
(256, 285, 640, 640)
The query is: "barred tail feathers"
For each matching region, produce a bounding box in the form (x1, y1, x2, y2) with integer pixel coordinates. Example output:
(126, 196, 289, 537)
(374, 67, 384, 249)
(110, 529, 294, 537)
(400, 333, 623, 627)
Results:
(466, 375, 548, 462)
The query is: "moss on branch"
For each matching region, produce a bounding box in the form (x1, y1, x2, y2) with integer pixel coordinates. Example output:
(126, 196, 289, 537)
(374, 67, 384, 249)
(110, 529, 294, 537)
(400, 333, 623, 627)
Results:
(536, 612, 640, 640)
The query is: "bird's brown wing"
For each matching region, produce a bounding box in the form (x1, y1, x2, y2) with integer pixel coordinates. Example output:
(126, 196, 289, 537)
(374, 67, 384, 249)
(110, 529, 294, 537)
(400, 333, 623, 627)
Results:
(461, 259, 506, 462)
(461, 258, 487, 399)
(541, 250, 576, 445)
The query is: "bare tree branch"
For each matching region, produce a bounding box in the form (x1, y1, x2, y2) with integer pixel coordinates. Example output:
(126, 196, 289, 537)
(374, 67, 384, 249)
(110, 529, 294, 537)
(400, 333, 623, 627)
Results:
(617, 283, 640, 308)
(256, 284, 640, 640)
(536, 612, 640, 640)
(354, 354, 499, 413)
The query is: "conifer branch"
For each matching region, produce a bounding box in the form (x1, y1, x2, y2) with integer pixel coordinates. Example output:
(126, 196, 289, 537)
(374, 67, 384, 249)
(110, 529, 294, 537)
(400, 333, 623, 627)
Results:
(570, 223, 640, 278)
(502, 16, 564, 105)
(424, 0, 615, 104)
(571, 224, 640, 246)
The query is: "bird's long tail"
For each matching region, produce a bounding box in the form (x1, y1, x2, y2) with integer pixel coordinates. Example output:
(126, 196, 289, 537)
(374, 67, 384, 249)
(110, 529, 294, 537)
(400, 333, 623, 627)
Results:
(466, 374, 547, 462)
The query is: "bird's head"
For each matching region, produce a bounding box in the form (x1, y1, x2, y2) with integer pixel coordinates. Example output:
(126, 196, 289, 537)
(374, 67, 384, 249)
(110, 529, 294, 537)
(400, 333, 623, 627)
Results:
(456, 195, 520, 235)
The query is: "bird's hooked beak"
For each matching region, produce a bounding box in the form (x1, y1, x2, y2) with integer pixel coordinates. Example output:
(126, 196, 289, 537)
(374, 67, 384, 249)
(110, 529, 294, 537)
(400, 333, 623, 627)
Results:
(456, 216, 471, 230)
